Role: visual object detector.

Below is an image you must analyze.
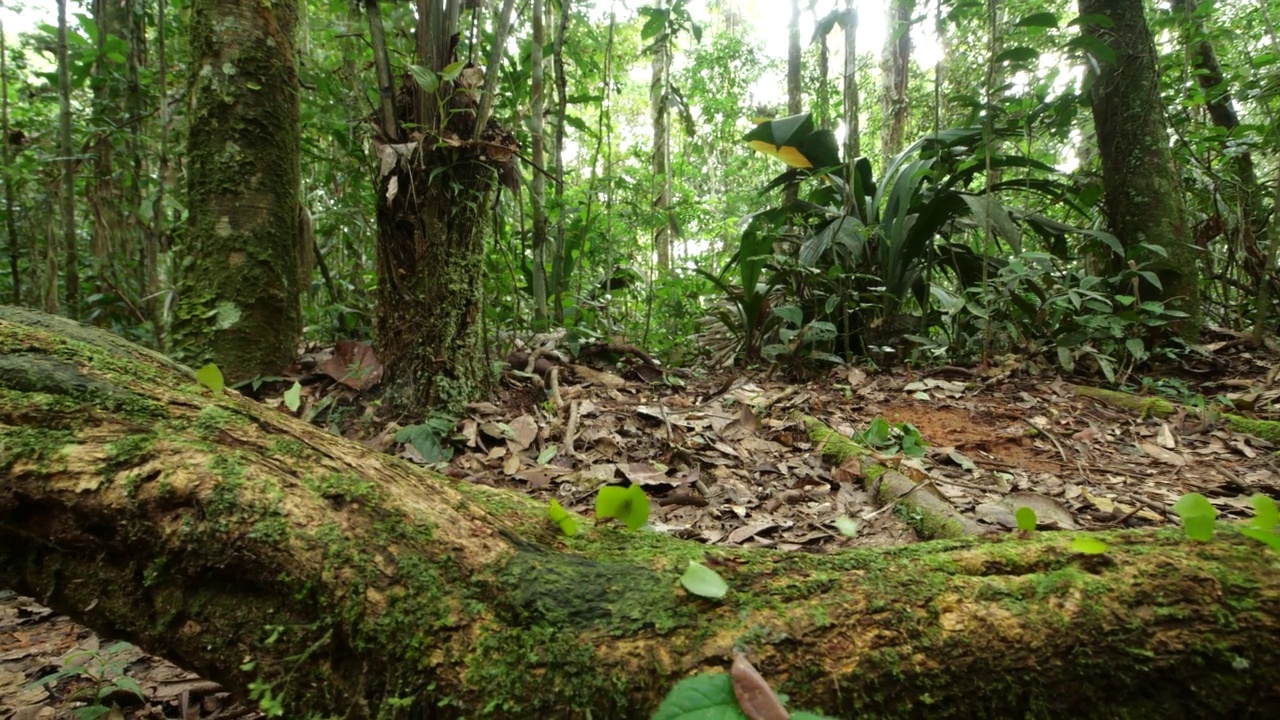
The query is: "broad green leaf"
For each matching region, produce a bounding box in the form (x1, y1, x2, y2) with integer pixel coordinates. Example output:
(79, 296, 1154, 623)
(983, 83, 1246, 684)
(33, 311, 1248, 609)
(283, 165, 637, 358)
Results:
(283, 381, 302, 412)
(440, 60, 465, 81)
(1251, 494, 1278, 531)
(1238, 526, 1280, 552)
(1015, 507, 1037, 532)
(651, 672, 742, 720)
(408, 64, 439, 94)
(680, 561, 729, 599)
(1015, 11, 1059, 28)
(595, 485, 650, 530)
(1070, 536, 1109, 555)
(196, 364, 224, 394)
(994, 46, 1040, 65)
(1173, 493, 1217, 541)
(834, 516, 859, 537)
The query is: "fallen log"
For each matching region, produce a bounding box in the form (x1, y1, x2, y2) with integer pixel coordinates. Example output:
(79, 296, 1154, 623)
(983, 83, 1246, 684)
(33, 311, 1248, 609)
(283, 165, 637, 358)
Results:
(1, 306, 1278, 718)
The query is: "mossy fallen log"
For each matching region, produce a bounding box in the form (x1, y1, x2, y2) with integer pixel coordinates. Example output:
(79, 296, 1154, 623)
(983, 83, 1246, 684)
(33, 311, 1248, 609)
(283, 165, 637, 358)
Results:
(1075, 384, 1280, 444)
(2, 306, 1279, 719)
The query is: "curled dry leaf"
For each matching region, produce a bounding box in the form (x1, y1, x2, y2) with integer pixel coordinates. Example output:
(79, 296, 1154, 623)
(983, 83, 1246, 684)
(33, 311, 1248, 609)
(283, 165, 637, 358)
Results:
(731, 651, 789, 720)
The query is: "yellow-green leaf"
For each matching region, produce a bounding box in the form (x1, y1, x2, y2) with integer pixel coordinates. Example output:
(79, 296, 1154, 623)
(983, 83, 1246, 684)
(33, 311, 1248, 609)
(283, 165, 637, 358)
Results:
(1070, 536, 1108, 555)
(196, 363, 224, 395)
(283, 381, 302, 412)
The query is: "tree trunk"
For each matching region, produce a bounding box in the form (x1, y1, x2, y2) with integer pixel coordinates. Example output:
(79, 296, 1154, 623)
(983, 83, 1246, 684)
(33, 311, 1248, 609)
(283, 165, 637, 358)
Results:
(1171, 0, 1275, 335)
(530, 0, 550, 327)
(880, 0, 913, 172)
(650, 0, 672, 273)
(1079, 0, 1201, 336)
(2, 306, 1279, 719)
(841, 0, 860, 180)
(782, 0, 803, 208)
(0, 13, 20, 305)
(170, 0, 303, 380)
(373, 0, 516, 414)
(56, 0, 79, 318)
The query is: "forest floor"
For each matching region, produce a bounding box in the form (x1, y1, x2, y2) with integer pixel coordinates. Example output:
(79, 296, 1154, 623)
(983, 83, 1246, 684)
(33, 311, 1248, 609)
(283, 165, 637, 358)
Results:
(5, 330, 1278, 719)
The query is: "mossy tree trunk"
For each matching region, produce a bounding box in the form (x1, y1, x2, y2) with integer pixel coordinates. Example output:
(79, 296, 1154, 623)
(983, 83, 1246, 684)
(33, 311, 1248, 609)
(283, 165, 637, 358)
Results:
(2, 307, 1278, 719)
(371, 1, 515, 414)
(1079, 0, 1202, 337)
(170, 0, 303, 381)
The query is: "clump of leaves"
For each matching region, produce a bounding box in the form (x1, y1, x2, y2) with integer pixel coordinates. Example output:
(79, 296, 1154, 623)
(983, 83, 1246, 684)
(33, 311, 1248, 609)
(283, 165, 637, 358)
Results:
(858, 417, 926, 457)
(394, 411, 459, 464)
(34, 642, 145, 720)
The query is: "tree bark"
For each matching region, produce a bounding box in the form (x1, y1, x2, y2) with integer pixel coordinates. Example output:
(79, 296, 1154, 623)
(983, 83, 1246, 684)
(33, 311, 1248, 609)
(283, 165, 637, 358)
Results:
(56, 0, 79, 318)
(1079, 0, 1201, 336)
(2, 306, 1279, 719)
(880, 0, 913, 172)
(649, 0, 672, 273)
(170, 0, 304, 380)
(373, 0, 516, 414)
(530, 0, 550, 327)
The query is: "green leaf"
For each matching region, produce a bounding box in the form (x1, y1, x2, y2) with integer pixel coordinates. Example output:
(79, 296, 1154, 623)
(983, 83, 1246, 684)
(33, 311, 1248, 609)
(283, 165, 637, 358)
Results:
(680, 561, 729, 599)
(1015, 507, 1037, 532)
(440, 60, 466, 82)
(196, 363, 224, 395)
(1250, 494, 1278, 531)
(994, 46, 1040, 65)
(640, 9, 669, 41)
(1015, 12, 1059, 28)
(834, 516, 859, 537)
(595, 485, 650, 530)
(547, 499, 578, 537)
(1238, 526, 1280, 552)
(1173, 493, 1217, 541)
(1070, 536, 1109, 555)
(651, 672, 742, 720)
(408, 64, 439, 94)
(536, 445, 559, 465)
(283, 381, 302, 412)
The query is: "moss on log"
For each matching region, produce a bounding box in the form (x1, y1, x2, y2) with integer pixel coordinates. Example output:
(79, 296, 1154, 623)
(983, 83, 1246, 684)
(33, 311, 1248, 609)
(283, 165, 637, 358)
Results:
(2, 306, 1279, 719)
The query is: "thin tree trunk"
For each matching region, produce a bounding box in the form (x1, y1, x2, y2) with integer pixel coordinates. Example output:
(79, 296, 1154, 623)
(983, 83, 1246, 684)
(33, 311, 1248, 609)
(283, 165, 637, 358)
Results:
(530, 0, 550, 327)
(148, 0, 168, 347)
(0, 14, 20, 304)
(785, 0, 802, 206)
(56, 0, 79, 317)
(1079, 0, 1201, 336)
(880, 0, 913, 171)
(650, 0, 672, 273)
(842, 0, 859, 162)
(1171, 0, 1274, 336)
(2, 305, 1279, 719)
(550, 0, 570, 323)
